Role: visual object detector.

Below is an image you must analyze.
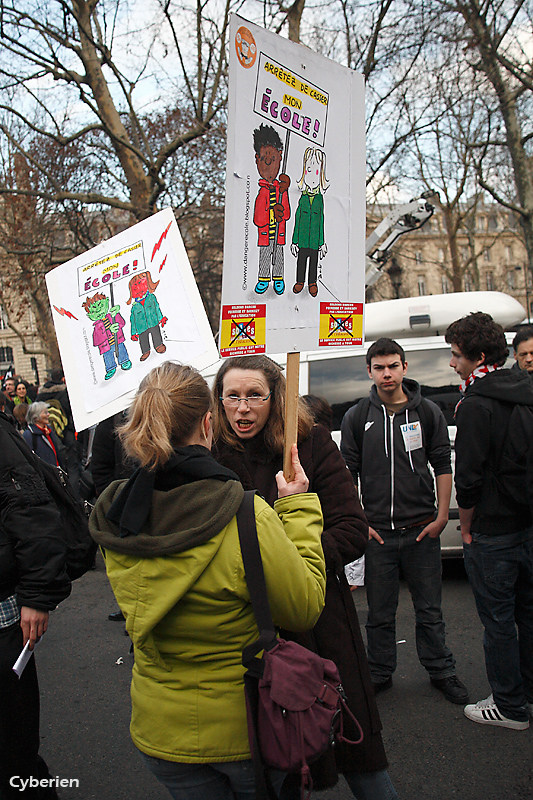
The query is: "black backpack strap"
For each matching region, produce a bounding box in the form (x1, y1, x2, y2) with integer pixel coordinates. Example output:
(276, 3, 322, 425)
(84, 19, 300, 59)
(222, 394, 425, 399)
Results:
(236, 490, 277, 668)
(235, 490, 279, 800)
(351, 396, 370, 454)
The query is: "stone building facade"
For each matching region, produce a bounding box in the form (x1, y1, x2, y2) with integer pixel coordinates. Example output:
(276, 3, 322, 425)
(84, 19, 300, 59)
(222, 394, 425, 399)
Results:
(0, 304, 48, 385)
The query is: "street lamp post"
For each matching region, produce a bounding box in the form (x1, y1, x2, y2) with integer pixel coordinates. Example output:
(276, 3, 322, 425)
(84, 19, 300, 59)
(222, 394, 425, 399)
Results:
(387, 258, 403, 300)
(516, 264, 530, 321)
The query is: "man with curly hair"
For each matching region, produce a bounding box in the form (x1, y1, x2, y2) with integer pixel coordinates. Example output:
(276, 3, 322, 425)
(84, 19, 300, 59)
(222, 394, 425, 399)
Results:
(446, 312, 533, 730)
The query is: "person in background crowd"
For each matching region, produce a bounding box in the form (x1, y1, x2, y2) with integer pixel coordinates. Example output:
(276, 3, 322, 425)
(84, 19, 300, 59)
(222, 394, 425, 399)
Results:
(3, 377, 16, 414)
(14, 381, 32, 406)
(0, 403, 71, 799)
(23, 402, 66, 470)
(301, 394, 334, 432)
(341, 337, 469, 704)
(37, 369, 79, 491)
(27, 383, 39, 402)
(89, 361, 326, 800)
(213, 355, 397, 800)
(13, 403, 29, 432)
(512, 327, 533, 375)
(446, 312, 533, 730)
(91, 410, 137, 622)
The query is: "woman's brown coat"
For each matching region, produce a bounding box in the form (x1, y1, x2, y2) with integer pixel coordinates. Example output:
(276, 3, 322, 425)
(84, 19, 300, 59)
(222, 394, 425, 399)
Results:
(215, 424, 388, 783)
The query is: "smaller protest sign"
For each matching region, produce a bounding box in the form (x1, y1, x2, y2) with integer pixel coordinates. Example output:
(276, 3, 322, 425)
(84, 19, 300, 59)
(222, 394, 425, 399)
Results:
(46, 208, 218, 431)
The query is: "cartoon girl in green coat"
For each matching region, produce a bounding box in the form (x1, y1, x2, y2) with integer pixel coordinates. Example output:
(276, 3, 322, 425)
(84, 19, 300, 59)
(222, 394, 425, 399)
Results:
(291, 148, 329, 297)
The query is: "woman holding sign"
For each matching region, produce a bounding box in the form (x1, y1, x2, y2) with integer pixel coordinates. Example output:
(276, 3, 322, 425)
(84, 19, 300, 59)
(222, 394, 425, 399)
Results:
(89, 361, 326, 800)
(213, 355, 398, 800)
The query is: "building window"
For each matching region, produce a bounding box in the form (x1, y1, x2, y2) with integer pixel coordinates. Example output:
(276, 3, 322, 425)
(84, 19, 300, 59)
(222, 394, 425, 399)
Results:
(478, 216, 486, 231)
(486, 272, 494, 291)
(0, 307, 8, 331)
(0, 347, 13, 364)
(441, 275, 451, 293)
(483, 248, 491, 262)
(464, 273, 473, 292)
(507, 271, 515, 290)
(417, 275, 427, 296)
(505, 245, 513, 263)
(415, 251, 422, 265)
(489, 216, 498, 231)
(438, 248, 446, 263)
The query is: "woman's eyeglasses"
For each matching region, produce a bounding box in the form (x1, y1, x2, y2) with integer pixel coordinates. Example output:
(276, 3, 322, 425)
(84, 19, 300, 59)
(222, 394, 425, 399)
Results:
(220, 391, 272, 408)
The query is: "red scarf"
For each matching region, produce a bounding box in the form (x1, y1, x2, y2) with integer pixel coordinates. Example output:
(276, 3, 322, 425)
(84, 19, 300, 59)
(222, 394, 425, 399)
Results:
(455, 364, 499, 416)
(35, 423, 59, 465)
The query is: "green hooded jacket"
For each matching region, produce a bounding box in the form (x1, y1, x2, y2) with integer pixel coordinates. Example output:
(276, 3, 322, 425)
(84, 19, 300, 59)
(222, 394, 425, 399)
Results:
(90, 478, 325, 764)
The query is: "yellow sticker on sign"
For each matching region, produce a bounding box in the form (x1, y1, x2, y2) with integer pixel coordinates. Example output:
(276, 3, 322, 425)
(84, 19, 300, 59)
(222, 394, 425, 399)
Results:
(319, 302, 363, 347)
(220, 304, 267, 357)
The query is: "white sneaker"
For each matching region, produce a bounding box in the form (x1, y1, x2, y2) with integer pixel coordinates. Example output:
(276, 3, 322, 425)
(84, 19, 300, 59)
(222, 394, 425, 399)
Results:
(464, 695, 529, 730)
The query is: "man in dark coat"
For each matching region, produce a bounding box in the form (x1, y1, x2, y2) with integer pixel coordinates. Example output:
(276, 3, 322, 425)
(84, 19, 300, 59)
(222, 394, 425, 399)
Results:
(447, 312, 533, 730)
(0, 410, 71, 798)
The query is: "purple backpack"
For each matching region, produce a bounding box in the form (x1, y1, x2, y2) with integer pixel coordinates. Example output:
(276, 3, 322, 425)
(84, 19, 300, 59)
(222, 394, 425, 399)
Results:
(237, 492, 363, 800)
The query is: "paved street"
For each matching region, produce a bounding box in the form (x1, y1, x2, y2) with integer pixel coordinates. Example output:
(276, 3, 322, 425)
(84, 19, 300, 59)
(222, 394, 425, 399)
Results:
(35, 557, 532, 800)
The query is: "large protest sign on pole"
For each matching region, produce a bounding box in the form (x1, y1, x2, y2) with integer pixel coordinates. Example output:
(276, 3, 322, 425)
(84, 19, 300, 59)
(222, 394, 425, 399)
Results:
(46, 208, 218, 431)
(220, 15, 366, 357)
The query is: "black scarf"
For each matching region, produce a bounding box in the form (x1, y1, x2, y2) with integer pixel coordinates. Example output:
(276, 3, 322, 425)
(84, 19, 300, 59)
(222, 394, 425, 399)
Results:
(106, 445, 239, 538)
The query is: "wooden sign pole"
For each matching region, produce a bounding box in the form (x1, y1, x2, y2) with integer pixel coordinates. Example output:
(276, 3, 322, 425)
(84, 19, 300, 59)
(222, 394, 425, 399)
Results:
(283, 351, 300, 480)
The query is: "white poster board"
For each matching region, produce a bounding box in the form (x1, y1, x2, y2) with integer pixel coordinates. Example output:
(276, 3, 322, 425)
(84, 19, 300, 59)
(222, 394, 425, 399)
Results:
(46, 208, 218, 431)
(220, 15, 366, 357)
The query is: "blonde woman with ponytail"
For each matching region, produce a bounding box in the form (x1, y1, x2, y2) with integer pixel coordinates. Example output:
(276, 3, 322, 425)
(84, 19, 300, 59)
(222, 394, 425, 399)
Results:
(89, 362, 326, 800)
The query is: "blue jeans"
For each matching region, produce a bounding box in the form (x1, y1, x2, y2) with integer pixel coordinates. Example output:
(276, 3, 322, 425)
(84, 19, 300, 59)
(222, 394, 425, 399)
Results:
(279, 768, 398, 800)
(139, 752, 284, 800)
(345, 769, 399, 800)
(463, 528, 533, 722)
(365, 526, 455, 681)
(103, 342, 129, 371)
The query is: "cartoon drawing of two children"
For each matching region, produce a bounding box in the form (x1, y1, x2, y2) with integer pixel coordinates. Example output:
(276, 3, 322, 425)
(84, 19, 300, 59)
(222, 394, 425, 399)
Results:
(83, 270, 167, 381)
(252, 124, 328, 298)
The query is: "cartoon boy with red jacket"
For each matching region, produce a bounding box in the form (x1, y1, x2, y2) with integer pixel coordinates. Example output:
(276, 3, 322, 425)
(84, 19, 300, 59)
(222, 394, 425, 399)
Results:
(253, 124, 290, 295)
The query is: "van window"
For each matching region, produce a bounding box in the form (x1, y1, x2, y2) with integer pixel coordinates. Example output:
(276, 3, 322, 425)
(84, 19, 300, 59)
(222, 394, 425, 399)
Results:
(308, 346, 515, 430)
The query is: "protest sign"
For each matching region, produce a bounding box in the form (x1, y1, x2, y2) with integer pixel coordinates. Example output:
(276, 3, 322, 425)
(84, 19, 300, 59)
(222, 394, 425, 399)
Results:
(46, 208, 218, 431)
(221, 14, 366, 356)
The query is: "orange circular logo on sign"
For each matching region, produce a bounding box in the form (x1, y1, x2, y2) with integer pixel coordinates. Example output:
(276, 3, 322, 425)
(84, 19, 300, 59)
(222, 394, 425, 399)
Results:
(235, 27, 257, 69)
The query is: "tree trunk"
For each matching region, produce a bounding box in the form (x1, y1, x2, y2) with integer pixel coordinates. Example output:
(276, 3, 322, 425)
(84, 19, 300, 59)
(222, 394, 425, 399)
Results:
(458, 0, 533, 275)
(73, 0, 153, 219)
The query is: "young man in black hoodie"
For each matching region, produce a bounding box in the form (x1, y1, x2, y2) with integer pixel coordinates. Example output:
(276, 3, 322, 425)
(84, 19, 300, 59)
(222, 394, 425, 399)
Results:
(341, 338, 468, 704)
(446, 312, 533, 730)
